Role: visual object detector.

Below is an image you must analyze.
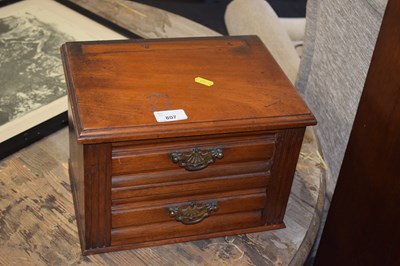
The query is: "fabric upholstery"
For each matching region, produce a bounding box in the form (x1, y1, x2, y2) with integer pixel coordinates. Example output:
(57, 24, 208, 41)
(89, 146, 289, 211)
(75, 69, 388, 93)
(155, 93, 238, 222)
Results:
(279, 18, 306, 42)
(296, 0, 388, 201)
(225, 0, 300, 84)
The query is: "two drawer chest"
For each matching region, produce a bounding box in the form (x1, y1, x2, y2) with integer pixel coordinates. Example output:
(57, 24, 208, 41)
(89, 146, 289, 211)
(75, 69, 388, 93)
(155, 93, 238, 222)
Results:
(61, 35, 316, 254)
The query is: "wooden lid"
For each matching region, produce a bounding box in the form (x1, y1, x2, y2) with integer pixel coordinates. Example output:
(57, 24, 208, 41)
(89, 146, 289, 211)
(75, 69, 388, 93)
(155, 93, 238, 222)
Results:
(61, 36, 316, 144)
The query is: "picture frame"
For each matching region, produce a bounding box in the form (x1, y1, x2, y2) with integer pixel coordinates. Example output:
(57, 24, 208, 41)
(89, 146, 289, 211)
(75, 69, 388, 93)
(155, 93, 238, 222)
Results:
(0, 0, 140, 159)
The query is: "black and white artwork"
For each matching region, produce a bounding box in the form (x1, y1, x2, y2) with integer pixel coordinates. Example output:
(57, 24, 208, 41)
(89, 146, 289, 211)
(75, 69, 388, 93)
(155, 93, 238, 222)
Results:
(0, 0, 124, 153)
(0, 13, 74, 127)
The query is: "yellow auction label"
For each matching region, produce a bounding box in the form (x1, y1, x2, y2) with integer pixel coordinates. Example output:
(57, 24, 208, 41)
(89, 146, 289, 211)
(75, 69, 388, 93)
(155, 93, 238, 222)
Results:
(195, 77, 214, 87)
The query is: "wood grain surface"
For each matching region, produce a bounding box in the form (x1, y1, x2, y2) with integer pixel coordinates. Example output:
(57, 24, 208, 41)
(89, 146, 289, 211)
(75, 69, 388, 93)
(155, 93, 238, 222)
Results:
(62, 36, 315, 144)
(0, 126, 324, 265)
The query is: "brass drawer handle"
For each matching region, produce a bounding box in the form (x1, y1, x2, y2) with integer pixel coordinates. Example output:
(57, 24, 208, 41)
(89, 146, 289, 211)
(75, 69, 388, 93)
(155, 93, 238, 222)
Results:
(168, 201, 218, 225)
(170, 147, 223, 171)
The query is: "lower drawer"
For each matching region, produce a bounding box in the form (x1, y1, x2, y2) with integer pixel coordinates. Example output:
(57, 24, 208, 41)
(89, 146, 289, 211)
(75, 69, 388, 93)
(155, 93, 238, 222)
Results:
(111, 190, 266, 245)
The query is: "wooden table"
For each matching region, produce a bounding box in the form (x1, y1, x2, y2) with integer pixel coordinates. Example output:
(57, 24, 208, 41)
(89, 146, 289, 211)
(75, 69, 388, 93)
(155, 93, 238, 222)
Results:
(0, 1, 325, 265)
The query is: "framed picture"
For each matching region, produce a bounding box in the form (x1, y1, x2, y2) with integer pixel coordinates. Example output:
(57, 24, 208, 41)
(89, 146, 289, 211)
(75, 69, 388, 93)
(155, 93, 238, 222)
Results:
(0, 0, 139, 159)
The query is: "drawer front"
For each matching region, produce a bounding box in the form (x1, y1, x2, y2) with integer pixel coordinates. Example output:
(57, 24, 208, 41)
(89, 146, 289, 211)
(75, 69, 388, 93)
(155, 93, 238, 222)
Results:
(112, 133, 275, 176)
(111, 133, 275, 202)
(112, 172, 269, 204)
(111, 190, 266, 245)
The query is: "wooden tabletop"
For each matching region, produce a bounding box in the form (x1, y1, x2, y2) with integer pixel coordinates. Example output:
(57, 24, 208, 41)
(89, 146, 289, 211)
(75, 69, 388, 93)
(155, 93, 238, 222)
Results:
(0, 1, 325, 265)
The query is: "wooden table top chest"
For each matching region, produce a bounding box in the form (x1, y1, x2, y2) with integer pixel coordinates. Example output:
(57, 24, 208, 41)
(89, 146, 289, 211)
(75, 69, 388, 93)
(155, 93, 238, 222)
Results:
(61, 35, 316, 254)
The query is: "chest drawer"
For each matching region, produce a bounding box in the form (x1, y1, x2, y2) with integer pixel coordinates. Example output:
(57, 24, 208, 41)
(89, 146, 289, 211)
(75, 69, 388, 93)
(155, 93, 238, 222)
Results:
(111, 189, 266, 245)
(111, 133, 275, 175)
(111, 133, 275, 203)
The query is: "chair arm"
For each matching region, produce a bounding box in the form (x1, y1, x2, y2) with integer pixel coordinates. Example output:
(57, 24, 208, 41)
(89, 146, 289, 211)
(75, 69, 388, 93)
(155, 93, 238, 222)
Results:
(279, 18, 306, 43)
(225, 0, 300, 84)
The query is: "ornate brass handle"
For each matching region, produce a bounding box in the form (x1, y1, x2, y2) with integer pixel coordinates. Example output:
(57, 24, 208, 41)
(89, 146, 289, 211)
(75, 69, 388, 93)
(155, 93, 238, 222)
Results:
(170, 147, 223, 171)
(168, 201, 218, 225)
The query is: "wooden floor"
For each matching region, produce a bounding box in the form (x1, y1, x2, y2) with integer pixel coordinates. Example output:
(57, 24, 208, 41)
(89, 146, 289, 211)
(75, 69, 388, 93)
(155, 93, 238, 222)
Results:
(0, 126, 324, 265)
(0, 1, 325, 265)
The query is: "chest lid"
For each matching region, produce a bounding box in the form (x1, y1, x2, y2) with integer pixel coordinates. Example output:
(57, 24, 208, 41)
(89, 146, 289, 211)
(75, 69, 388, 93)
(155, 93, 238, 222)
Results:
(61, 36, 316, 144)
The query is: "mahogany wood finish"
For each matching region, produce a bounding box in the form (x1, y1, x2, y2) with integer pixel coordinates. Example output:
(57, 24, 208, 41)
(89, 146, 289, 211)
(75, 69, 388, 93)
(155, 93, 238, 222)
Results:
(61, 36, 316, 254)
(68, 112, 112, 250)
(314, 0, 400, 265)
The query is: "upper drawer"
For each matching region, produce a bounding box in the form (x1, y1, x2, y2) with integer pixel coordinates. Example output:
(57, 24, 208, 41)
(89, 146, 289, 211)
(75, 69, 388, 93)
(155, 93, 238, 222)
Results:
(111, 132, 276, 177)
